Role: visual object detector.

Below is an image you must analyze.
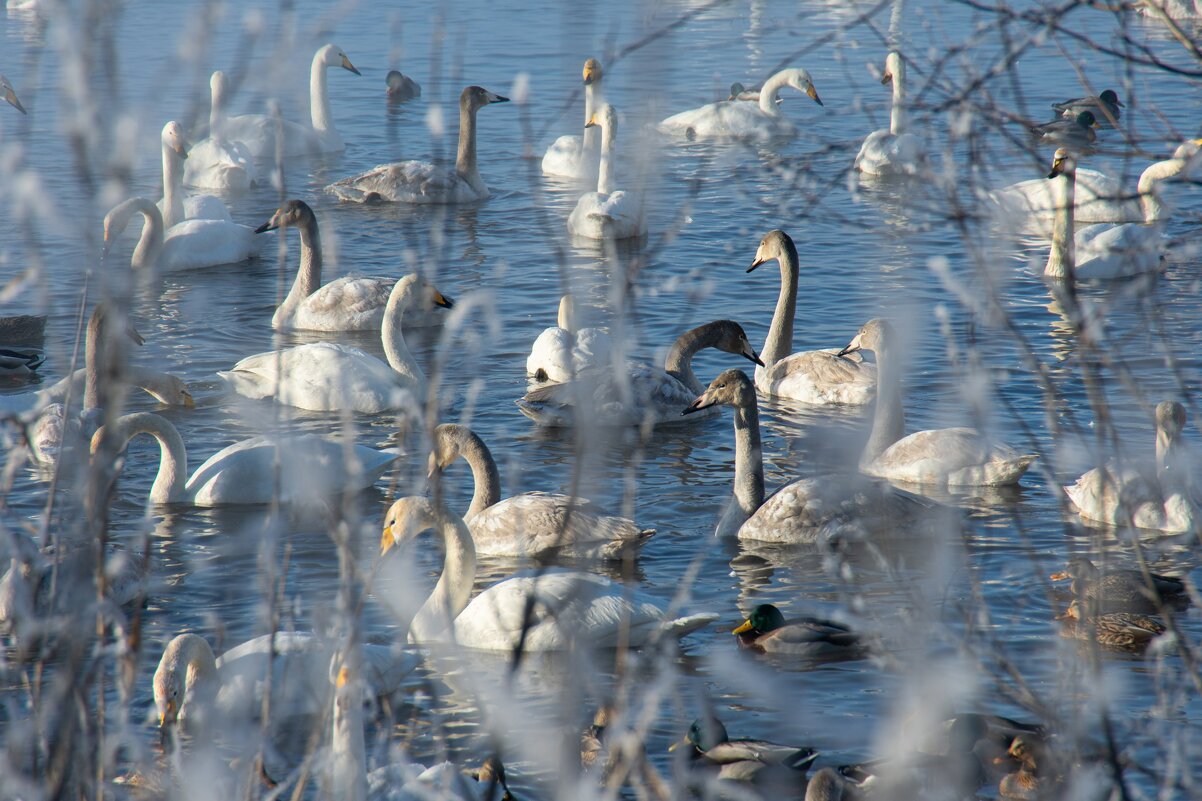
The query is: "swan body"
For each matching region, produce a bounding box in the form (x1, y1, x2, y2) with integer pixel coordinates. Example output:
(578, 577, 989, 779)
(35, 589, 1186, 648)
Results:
(840, 319, 1036, 487)
(747, 230, 875, 404)
(103, 197, 257, 272)
(517, 320, 763, 427)
(854, 52, 927, 176)
(327, 86, 509, 204)
(1065, 401, 1199, 533)
(684, 369, 930, 543)
(431, 423, 654, 560)
(542, 58, 603, 180)
(183, 72, 257, 191)
(385, 69, 422, 101)
(92, 412, 399, 507)
(157, 120, 234, 229)
(526, 294, 613, 382)
(222, 44, 360, 158)
(660, 67, 823, 141)
(380, 497, 717, 651)
(219, 274, 452, 413)
(568, 103, 645, 240)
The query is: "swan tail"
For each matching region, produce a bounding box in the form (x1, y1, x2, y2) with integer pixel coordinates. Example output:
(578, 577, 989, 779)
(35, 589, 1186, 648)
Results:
(659, 613, 719, 640)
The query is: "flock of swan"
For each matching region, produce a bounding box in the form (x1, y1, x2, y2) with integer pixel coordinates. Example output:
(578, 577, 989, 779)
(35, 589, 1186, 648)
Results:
(0, 26, 1199, 801)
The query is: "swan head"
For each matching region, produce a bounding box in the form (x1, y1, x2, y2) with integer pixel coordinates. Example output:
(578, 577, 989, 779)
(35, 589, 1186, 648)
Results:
(781, 68, 822, 106)
(585, 103, 616, 132)
(1156, 400, 1187, 438)
(1047, 147, 1076, 180)
(461, 85, 509, 110)
(582, 58, 603, 86)
(1098, 89, 1123, 108)
(747, 229, 797, 273)
(153, 633, 218, 729)
(838, 318, 892, 358)
(1, 76, 26, 114)
(161, 121, 189, 160)
(142, 373, 195, 408)
(102, 198, 159, 257)
(319, 44, 361, 75)
(256, 199, 315, 234)
(380, 496, 443, 556)
(209, 70, 228, 96)
(683, 369, 755, 415)
(428, 422, 476, 477)
(882, 52, 904, 85)
(707, 320, 764, 366)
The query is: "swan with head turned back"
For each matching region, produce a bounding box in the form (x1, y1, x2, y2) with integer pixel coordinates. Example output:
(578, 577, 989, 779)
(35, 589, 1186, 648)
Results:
(0, 75, 25, 114)
(430, 423, 654, 560)
(218, 274, 453, 413)
(542, 58, 604, 180)
(1043, 148, 1164, 281)
(854, 52, 927, 177)
(517, 320, 763, 427)
(157, 121, 233, 228)
(103, 197, 257, 272)
(526, 294, 613, 382)
(839, 319, 1036, 487)
(683, 369, 930, 543)
(992, 139, 1202, 233)
(568, 103, 645, 240)
(183, 72, 257, 192)
(746, 230, 875, 405)
(659, 67, 823, 141)
(379, 496, 716, 651)
(1065, 401, 1199, 533)
(221, 44, 361, 158)
(91, 411, 399, 507)
(326, 86, 509, 204)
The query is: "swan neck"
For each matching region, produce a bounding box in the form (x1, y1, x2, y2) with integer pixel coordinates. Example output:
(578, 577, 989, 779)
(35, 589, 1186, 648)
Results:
(664, 324, 717, 394)
(1045, 169, 1075, 279)
(455, 429, 502, 519)
(130, 200, 165, 270)
(161, 141, 184, 230)
(889, 69, 907, 135)
(409, 505, 477, 643)
(1137, 158, 1185, 222)
(862, 345, 905, 465)
(209, 78, 226, 139)
(109, 413, 188, 504)
(583, 83, 600, 155)
(596, 119, 616, 195)
(456, 99, 484, 191)
(761, 245, 799, 372)
(381, 281, 425, 391)
(310, 51, 334, 137)
(84, 307, 106, 411)
(758, 72, 788, 114)
(274, 218, 323, 327)
(720, 401, 764, 538)
(329, 661, 368, 801)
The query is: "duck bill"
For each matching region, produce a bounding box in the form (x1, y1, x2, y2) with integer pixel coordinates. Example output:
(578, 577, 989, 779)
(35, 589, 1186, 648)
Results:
(732, 619, 755, 635)
(667, 738, 688, 753)
(342, 56, 361, 76)
(1049, 571, 1071, 581)
(682, 391, 715, 416)
(806, 85, 823, 106)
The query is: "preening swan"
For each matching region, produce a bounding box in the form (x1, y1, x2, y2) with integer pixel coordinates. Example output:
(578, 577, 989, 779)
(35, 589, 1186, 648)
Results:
(219, 274, 453, 413)
(91, 412, 399, 506)
(683, 369, 929, 542)
(542, 58, 604, 180)
(183, 72, 257, 192)
(568, 103, 646, 240)
(1044, 148, 1163, 281)
(430, 423, 654, 559)
(839, 319, 1036, 486)
(0, 75, 25, 114)
(526, 294, 613, 382)
(659, 67, 823, 141)
(1053, 89, 1122, 124)
(157, 121, 233, 228)
(1029, 111, 1096, 150)
(386, 68, 422, 101)
(326, 86, 509, 204)
(517, 319, 763, 427)
(102, 197, 257, 272)
(854, 52, 927, 177)
(379, 496, 717, 650)
(222, 44, 361, 158)
(1065, 400, 1199, 533)
(746, 230, 875, 405)
(991, 139, 1202, 230)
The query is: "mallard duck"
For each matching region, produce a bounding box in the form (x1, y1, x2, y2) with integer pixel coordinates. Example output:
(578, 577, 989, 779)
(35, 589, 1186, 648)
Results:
(732, 604, 864, 657)
(1050, 557, 1187, 614)
(1052, 89, 1122, 124)
(1056, 600, 1166, 653)
(580, 706, 614, 775)
(996, 735, 1054, 800)
(669, 716, 817, 782)
(1030, 111, 1097, 149)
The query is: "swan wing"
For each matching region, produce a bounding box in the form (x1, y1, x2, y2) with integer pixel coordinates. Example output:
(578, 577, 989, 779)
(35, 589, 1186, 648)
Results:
(183, 138, 257, 191)
(758, 349, 876, 405)
(290, 275, 396, 331)
(468, 492, 653, 559)
(568, 190, 645, 240)
(855, 130, 926, 176)
(325, 161, 481, 204)
(660, 101, 789, 141)
(1074, 223, 1162, 280)
(221, 114, 321, 158)
(866, 427, 1035, 486)
(990, 168, 1136, 228)
(518, 362, 698, 427)
(541, 133, 587, 178)
(161, 220, 257, 271)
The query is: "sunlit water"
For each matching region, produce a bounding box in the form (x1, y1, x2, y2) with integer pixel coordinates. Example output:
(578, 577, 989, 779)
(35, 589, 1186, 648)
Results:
(2, 0, 1201, 796)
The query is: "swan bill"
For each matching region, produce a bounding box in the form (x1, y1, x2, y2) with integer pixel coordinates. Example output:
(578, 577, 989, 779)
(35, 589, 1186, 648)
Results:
(583, 58, 602, 85)
(682, 391, 716, 416)
(3, 85, 25, 114)
(341, 55, 361, 76)
(806, 85, 823, 106)
(432, 290, 454, 309)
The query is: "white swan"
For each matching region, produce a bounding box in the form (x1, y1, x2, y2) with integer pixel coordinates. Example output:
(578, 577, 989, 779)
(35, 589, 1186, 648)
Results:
(839, 319, 1036, 487)
(526, 294, 613, 382)
(2, 363, 192, 422)
(683, 369, 929, 543)
(727, 82, 781, 103)
(102, 197, 257, 272)
(854, 52, 927, 177)
(385, 68, 422, 102)
(219, 274, 453, 413)
(222, 44, 361, 158)
(1044, 148, 1163, 281)
(157, 121, 232, 228)
(659, 67, 823, 141)
(1065, 401, 1199, 533)
(991, 139, 1202, 231)
(746, 230, 875, 404)
(0, 75, 25, 114)
(326, 86, 509, 204)
(379, 496, 716, 650)
(516, 319, 763, 427)
(567, 103, 645, 240)
(91, 411, 399, 507)
(183, 72, 257, 192)
(430, 423, 654, 559)
(541, 58, 604, 180)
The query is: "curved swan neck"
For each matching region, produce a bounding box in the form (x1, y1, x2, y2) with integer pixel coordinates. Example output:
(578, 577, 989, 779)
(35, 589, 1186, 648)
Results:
(161, 138, 184, 230)
(665, 324, 720, 394)
(100, 412, 188, 504)
(456, 96, 484, 192)
(862, 343, 905, 465)
(83, 305, 107, 411)
(761, 240, 800, 372)
(273, 215, 323, 328)
(1045, 168, 1075, 279)
(1137, 157, 1188, 222)
(381, 278, 425, 390)
(596, 116, 616, 195)
(409, 502, 477, 643)
(310, 49, 336, 139)
(889, 61, 907, 135)
(757, 71, 789, 114)
(719, 400, 765, 538)
(127, 198, 165, 270)
(451, 427, 502, 519)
